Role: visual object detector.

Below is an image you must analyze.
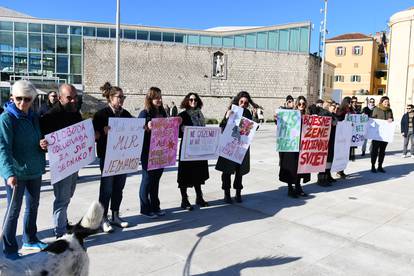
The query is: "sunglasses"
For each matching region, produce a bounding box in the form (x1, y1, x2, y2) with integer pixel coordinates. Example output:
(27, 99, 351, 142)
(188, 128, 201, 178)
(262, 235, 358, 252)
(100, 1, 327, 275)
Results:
(239, 100, 249, 105)
(15, 96, 32, 103)
(189, 98, 197, 102)
(369, 101, 375, 103)
(298, 102, 306, 106)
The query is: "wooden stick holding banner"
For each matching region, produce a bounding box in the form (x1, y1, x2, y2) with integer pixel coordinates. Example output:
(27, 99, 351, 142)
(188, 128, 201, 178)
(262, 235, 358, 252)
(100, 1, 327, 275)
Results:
(102, 118, 145, 177)
(45, 119, 96, 184)
(147, 117, 181, 170)
(180, 126, 221, 161)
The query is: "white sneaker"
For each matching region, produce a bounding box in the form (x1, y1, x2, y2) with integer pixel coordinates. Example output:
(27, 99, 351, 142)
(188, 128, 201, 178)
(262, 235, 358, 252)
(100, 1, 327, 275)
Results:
(402, 154, 408, 158)
(111, 212, 129, 228)
(102, 218, 114, 233)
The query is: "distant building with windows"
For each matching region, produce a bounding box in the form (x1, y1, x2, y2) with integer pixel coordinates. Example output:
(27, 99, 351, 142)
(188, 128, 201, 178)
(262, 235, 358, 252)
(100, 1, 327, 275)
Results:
(0, 6, 321, 118)
(325, 33, 387, 100)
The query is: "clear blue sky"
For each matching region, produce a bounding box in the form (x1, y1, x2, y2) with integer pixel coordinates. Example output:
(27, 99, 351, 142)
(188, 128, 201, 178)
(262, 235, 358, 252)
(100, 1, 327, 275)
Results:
(1, 0, 412, 53)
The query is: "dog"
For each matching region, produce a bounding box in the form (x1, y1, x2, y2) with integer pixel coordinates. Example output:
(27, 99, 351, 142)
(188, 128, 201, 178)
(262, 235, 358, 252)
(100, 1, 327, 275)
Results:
(0, 201, 104, 276)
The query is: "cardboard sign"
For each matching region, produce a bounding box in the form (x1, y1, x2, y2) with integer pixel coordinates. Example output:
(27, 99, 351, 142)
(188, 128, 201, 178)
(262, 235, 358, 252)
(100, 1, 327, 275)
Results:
(102, 118, 145, 177)
(331, 121, 353, 172)
(346, 114, 369, 146)
(219, 114, 258, 164)
(180, 126, 221, 161)
(366, 119, 396, 143)
(298, 115, 332, 174)
(276, 109, 301, 152)
(46, 119, 95, 184)
(147, 117, 181, 170)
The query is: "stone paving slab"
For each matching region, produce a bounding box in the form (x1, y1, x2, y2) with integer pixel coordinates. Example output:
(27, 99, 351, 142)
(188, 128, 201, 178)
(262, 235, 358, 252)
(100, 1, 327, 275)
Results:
(1, 124, 414, 276)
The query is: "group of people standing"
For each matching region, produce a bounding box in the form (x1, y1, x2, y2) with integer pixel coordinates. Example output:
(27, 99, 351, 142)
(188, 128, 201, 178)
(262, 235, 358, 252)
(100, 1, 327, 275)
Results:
(0, 79, 402, 261)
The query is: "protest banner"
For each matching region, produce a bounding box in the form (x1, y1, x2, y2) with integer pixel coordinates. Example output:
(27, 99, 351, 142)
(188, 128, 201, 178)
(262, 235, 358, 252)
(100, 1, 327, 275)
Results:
(102, 118, 145, 177)
(331, 121, 353, 172)
(231, 104, 244, 124)
(297, 115, 332, 174)
(276, 109, 301, 152)
(180, 126, 221, 161)
(46, 119, 95, 184)
(147, 117, 181, 170)
(366, 119, 396, 143)
(218, 113, 258, 164)
(346, 114, 369, 146)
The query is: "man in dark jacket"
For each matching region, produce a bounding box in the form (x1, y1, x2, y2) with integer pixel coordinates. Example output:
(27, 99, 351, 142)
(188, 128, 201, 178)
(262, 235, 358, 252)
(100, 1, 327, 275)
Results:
(40, 84, 83, 238)
(401, 104, 414, 158)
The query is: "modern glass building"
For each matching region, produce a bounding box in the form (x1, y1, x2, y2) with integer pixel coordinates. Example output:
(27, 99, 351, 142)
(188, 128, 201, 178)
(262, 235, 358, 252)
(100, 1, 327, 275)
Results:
(0, 7, 311, 105)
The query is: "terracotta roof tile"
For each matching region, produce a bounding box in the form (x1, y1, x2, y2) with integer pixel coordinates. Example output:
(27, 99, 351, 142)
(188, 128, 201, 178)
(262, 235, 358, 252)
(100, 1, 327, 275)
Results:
(327, 33, 371, 41)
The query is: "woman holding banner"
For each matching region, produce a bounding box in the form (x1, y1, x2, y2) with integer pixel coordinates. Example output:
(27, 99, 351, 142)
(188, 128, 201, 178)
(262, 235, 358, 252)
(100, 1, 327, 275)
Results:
(279, 96, 310, 198)
(0, 80, 48, 259)
(371, 96, 393, 173)
(335, 97, 354, 179)
(138, 87, 169, 218)
(93, 82, 132, 233)
(216, 91, 258, 203)
(177, 93, 209, 210)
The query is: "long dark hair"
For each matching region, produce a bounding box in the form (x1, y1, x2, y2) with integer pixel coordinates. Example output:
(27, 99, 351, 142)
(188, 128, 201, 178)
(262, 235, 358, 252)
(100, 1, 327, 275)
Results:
(295, 96, 307, 114)
(144, 87, 166, 116)
(338, 96, 352, 112)
(229, 91, 259, 109)
(180, 93, 203, 110)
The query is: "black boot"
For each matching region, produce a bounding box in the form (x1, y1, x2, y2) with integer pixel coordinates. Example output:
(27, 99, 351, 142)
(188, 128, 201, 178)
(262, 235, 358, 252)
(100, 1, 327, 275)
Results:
(288, 184, 298, 198)
(224, 189, 233, 204)
(377, 165, 386, 173)
(317, 173, 331, 187)
(194, 185, 208, 207)
(235, 189, 242, 203)
(295, 182, 308, 197)
(326, 169, 336, 183)
(181, 197, 194, 211)
(371, 164, 377, 173)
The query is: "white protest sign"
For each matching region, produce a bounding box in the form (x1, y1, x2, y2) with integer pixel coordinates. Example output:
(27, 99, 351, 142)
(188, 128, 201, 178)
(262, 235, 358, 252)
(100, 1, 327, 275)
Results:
(218, 115, 258, 164)
(346, 114, 369, 146)
(180, 126, 221, 161)
(331, 121, 353, 172)
(231, 104, 244, 124)
(102, 118, 145, 177)
(366, 119, 396, 143)
(46, 119, 95, 184)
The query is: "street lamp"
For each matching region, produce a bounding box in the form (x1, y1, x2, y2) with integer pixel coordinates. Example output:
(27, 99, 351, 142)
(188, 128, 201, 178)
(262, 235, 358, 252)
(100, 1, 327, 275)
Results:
(319, 0, 328, 100)
(115, 0, 120, 86)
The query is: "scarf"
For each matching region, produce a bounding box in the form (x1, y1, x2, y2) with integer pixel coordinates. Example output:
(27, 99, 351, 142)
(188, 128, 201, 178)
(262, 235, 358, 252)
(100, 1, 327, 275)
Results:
(187, 108, 205, 126)
(378, 103, 390, 111)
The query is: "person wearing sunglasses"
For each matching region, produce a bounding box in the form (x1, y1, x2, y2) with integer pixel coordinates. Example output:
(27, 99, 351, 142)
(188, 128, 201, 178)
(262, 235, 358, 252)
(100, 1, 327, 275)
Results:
(176, 93, 209, 211)
(216, 91, 259, 203)
(38, 91, 59, 117)
(279, 96, 310, 198)
(0, 80, 48, 259)
(92, 82, 132, 233)
(371, 96, 394, 173)
(40, 83, 83, 238)
(361, 98, 376, 156)
(400, 104, 414, 158)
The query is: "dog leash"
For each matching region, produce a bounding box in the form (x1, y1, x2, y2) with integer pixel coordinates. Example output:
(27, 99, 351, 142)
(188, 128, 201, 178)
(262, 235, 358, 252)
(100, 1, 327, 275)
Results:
(0, 186, 18, 242)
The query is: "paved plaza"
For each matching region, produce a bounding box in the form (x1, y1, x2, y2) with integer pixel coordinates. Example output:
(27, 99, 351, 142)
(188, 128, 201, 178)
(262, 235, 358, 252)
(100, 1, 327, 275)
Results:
(1, 124, 414, 275)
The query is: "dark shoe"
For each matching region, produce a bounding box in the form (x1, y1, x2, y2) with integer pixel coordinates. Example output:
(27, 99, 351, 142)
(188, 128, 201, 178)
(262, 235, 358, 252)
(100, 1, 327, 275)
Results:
(327, 174, 337, 183)
(4, 252, 20, 260)
(296, 191, 309, 197)
(336, 171, 347, 179)
(181, 198, 194, 211)
(224, 190, 233, 204)
(288, 189, 298, 198)
(141, 212, 158, 219)
(195, 197, 209, 207)
(378, 167, 386, 173)
(235, 190, 242, 203)
(371, 166, 377, 173)
(111, 211, 129, 228)
(361, 151, 365, 156)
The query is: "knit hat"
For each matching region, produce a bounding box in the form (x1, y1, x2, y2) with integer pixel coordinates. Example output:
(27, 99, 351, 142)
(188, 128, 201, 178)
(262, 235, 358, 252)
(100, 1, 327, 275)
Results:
(286, 95, 294, 102)
(12, 80, 37, 99)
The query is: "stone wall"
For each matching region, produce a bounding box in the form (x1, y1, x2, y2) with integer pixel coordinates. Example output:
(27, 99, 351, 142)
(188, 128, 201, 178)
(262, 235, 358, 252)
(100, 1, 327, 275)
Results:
(83, 38, 320, 120)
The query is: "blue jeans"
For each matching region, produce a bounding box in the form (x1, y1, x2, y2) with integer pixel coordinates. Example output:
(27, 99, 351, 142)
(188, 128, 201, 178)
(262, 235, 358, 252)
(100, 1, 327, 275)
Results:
(53, 173, 77, 237)
(3, 177, 42, 255)
(139, 169, 163, 214)
(99, 159, 127, 217)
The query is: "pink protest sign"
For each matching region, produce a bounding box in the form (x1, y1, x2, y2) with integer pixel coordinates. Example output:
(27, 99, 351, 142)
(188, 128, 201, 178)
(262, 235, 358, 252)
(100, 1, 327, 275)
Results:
(147, 117, 181, 170)
(297, 115, 332, 174)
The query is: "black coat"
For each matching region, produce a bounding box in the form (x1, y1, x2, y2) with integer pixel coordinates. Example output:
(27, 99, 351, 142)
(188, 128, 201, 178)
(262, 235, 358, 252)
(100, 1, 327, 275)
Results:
(401, 112, 414, 136)
(92, 106, 133, 159)
(279, 113, 311, 184)
(40, 102, 83, 136)
(215, 108, 251, 175)
(177, 111, 209, 187)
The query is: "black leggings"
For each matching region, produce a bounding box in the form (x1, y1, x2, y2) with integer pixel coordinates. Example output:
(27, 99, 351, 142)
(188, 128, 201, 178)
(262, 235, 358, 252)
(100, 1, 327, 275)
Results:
(371, 140, 388, 167)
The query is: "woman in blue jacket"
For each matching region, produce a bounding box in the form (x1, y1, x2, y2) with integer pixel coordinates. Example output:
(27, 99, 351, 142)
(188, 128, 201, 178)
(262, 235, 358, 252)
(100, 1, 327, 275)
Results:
(0, 80, 48, 259)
